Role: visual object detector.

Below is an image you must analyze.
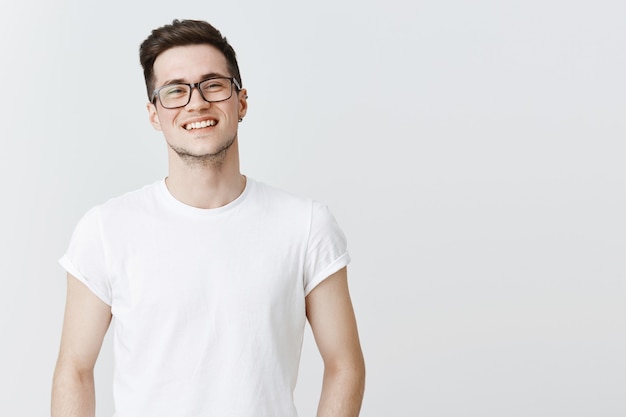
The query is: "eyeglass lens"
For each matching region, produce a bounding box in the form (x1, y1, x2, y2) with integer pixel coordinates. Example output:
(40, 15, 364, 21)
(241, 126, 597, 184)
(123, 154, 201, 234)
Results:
(157, 78, 233, 108)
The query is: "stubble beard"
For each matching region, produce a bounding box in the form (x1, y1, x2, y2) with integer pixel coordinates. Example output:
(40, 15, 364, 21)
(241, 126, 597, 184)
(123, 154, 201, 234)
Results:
(169, 134, 236, 170)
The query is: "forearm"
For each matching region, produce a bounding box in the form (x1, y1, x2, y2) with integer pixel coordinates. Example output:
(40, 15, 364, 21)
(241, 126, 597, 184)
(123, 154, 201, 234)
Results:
(51, 367, 96, 417)
(316, 362, 366, 417)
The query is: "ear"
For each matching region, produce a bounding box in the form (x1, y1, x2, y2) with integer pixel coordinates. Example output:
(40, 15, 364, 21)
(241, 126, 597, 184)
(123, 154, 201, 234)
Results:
(237, 88, 248, 120)
(147, 102, 162, 131)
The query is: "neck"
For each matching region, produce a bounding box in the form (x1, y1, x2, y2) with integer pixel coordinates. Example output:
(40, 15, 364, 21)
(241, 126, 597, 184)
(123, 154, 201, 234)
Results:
(165, 141, 246, 209)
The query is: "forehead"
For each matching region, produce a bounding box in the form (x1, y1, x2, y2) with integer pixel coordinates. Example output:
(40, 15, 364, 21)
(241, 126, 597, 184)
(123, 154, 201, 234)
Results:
(152, 44, 230, 85)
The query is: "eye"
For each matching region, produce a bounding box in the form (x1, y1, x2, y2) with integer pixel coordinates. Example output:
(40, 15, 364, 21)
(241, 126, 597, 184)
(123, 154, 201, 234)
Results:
(162, 85, 188, 97)
(201, 79, 228, 92)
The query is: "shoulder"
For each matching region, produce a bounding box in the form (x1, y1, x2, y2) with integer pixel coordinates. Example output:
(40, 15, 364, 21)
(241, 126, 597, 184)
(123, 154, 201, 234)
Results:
(99, 180, 161, 210)
(75, 180, 162, 229)
(247, 178, 342, 233)
(248, 178, 316, 211)
(249, 179, 309, 202)
(93, 180, 161, 215)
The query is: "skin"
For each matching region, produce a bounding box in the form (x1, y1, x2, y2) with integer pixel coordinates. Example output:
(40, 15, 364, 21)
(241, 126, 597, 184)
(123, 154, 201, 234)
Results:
(52, 43, 365, 417)
(147, 44, 249, 209)
(307, 267, 366, 417)
(51, 274, 111, 417)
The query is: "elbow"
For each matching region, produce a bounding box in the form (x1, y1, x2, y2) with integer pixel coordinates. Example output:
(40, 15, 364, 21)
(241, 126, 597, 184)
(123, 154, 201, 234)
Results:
(53, 357, 95, 389)
(324, 352, 366, 387)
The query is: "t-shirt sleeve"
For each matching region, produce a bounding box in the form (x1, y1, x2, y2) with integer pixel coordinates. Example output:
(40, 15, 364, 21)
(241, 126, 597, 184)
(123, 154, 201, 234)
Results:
(59, 206, 112, 305)
(303, 202, 351, 296)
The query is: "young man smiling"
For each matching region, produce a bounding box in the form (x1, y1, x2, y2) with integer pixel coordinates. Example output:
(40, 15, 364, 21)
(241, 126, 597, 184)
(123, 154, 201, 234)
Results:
(52, 19, 365, 417)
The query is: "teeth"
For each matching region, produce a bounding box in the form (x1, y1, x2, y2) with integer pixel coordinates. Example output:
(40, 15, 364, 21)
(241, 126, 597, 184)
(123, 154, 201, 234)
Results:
(185, 120, 216, 130)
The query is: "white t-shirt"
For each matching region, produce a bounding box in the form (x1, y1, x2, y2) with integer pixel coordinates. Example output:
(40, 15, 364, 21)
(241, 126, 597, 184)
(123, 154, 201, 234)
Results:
(60, 178, 350, 417)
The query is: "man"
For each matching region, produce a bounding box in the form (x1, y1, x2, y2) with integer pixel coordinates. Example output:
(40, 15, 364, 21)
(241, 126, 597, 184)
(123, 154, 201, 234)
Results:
(51, 19, 365, 417)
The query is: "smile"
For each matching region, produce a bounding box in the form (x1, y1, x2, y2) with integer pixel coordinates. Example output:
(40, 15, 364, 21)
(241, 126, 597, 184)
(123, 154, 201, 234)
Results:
(184, 120, 217, 130)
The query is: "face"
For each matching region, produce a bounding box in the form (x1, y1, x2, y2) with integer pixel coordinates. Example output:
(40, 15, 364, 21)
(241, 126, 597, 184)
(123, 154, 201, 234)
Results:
(147, 44, 247, 165)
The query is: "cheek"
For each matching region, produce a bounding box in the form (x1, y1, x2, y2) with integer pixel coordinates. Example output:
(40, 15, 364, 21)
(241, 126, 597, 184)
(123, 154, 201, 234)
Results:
(154, 111, 178, 131)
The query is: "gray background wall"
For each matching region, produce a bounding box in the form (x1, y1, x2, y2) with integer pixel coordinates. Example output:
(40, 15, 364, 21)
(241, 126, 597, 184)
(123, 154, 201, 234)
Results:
(0, 0, 624, 416)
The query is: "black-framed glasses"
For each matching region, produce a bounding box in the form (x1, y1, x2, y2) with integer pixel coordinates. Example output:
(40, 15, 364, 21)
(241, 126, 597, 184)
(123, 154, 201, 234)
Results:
(151, 77, 241, 109)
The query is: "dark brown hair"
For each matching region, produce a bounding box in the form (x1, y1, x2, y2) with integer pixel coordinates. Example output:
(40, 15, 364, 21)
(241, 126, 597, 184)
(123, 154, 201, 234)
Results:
(139, 19, 242, 100)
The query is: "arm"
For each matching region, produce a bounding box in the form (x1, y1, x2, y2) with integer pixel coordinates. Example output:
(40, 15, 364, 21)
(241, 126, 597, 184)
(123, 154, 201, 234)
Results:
(306, 267, 366, 417)
(52, 273, 112, 417)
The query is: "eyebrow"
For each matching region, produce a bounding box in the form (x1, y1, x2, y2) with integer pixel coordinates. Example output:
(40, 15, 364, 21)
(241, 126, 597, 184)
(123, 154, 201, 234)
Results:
(159, 72, 231, 88)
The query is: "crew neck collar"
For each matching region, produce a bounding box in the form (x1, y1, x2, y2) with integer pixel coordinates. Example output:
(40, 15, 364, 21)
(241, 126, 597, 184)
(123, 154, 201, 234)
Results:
(157, 176, 252, 217)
